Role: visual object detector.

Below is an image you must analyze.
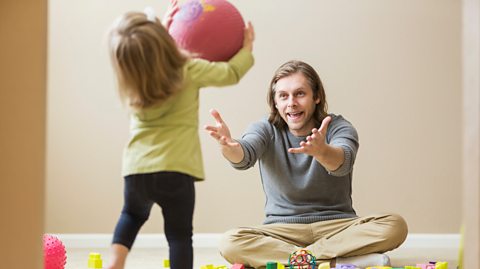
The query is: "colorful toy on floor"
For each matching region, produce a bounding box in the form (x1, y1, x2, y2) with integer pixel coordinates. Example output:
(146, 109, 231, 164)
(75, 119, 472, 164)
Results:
(401, 261, 448, 269)
(201, 264, 215, 269)
(318, 262, 330, 269)
(288, 249, 316, 269)
(168, 0, 245, 61)
(43, 234, 67, 269)
(87, 252, 103, 269)
(163, 259, 170, 268)
(231, 263, 245, 269)
(267, 261, 278, 269)
(266, 261, 287, 269)
(199, 264, 228, 269)
(434, 261, 448, 269)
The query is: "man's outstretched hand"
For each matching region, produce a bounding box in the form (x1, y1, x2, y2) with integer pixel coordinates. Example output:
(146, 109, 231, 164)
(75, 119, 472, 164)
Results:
(288, 116, 332, 157)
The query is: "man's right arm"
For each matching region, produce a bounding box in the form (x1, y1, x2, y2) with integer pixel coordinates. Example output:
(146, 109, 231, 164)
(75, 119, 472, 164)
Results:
(220, 140, 244, 164)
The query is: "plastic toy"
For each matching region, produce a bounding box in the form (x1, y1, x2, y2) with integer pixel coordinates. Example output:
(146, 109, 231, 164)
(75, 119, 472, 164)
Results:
(265, 262, 286, 269)
(169, 0, 245, 61)
(267, 261, 278, 269)
(163, 259, 170, 268)
(231, 263, 245, 269)
(88, 253, 103, 269)
(43, 234, 67, 269)
(201, 264, 215, 269)
(434, 261, 448, 269)
(403, 261, 448, 269)
(288, 249, 316, 269)
(318, 262, 330, 269)
(199, 264, 227, 269)
(336, 264, 358, 269)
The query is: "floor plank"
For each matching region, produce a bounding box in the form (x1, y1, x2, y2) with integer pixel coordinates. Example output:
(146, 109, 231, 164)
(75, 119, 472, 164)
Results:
(64, 247, 458, 268)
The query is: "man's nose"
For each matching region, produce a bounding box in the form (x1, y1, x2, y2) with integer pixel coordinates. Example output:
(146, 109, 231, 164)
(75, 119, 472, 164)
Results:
(287, 96, 297, 107)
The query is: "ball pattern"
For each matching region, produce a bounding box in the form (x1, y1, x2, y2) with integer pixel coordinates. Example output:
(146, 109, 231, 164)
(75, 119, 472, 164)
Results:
(169, 0, 245, 61)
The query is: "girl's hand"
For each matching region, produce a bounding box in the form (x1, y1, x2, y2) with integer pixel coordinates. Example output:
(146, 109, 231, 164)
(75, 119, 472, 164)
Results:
(162, 0, 180, 30)
(242, 21, 255, 52)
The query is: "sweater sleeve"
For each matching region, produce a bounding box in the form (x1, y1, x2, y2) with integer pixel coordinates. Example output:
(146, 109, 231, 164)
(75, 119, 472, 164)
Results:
(230, 119, 271, 170)
(186, 48, 254, 88)
(326, 115, 359, 177)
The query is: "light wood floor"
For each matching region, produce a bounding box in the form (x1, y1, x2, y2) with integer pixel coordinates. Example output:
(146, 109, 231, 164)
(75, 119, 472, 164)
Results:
(66, 247, 458, 269)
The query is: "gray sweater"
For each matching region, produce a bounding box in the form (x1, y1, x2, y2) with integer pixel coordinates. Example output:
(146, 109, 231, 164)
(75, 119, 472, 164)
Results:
(232, 114, 359, 224)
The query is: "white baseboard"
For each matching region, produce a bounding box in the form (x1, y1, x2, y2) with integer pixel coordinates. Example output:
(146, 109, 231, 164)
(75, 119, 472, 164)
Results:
(400, 234, 460, 249)
(56, 233, 460, 250)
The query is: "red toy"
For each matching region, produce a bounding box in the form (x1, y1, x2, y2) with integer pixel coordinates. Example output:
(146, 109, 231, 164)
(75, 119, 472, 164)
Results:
(169, 0, 245, 61)
(231, 263, 245, 269)
(43, 234, 67, 269)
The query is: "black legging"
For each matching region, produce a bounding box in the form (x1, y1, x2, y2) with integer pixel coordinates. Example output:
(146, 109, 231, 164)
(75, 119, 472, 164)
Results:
(112, 171, 195, 269)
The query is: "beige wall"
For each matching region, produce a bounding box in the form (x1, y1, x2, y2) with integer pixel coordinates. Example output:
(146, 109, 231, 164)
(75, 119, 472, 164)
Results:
(0, 0, 47, 267)
(46, 0, 462, 234)
(462, 0, 480, 266)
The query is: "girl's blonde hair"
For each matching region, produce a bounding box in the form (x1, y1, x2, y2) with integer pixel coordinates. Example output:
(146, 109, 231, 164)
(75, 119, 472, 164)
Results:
(108, 11, 187, 109)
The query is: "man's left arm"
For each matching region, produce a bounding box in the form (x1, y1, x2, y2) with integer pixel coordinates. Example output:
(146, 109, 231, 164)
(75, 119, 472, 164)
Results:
(288, 115, 359, 175)
(312, 142, 345, 172)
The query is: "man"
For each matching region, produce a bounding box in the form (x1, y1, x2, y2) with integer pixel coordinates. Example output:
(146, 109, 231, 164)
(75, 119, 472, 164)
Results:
(204, 60, 407, 269)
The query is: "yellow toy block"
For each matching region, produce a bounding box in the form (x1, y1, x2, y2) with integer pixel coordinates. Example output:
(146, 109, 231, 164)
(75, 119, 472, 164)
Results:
(163, 259, 170, 268)
(318, 262, 330, 269)
(88, 253, 103, 269)
(201, 264, 215, 269)
(435, 262, 448, 269)
(277, 263, 285, 269)
(215, 265, 228, 269)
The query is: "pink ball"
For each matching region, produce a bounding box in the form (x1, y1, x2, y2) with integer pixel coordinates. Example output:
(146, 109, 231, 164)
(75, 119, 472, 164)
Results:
(43, 234, 67, 269)
(169, 0, 245, 61)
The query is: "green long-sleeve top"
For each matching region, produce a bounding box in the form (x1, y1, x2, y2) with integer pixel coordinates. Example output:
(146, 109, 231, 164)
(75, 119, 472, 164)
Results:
(122, 48, 254, 180)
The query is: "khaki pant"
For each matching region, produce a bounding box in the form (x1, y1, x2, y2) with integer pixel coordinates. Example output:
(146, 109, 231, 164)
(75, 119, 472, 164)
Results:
(219, 213, 408, 268)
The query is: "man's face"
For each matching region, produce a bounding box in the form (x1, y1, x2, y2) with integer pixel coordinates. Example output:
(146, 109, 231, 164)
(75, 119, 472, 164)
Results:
(274, 72, 320, 136)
